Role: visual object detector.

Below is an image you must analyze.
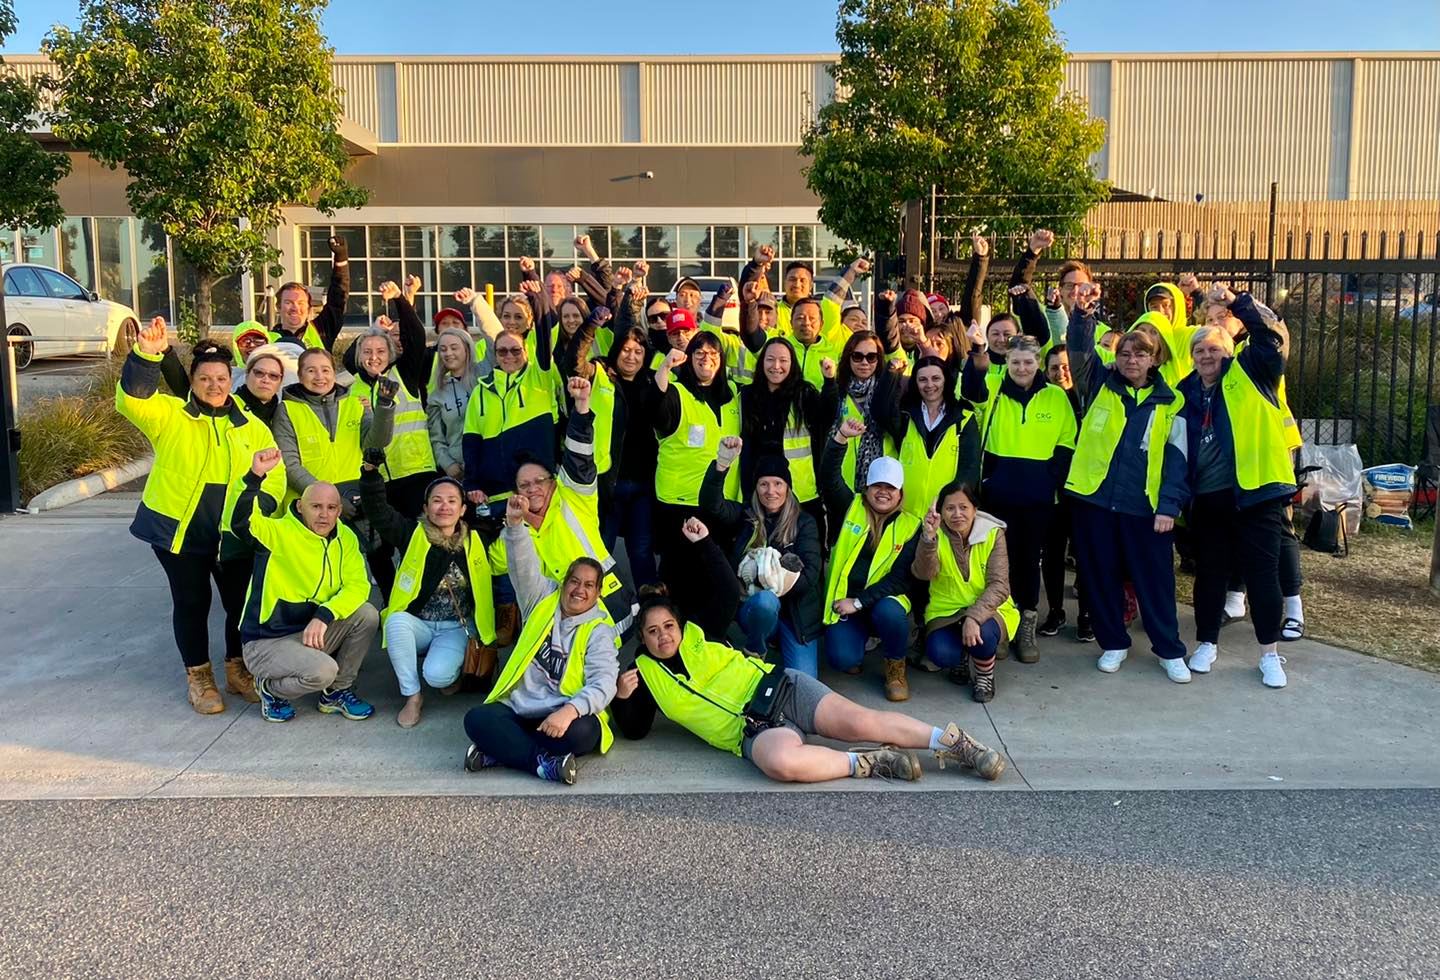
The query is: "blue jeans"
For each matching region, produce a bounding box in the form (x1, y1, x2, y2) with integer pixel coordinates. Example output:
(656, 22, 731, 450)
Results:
(604, 478, 657, 587)
(384, 612, 470, 697)
(737, 591, 818, 677)
(823, 596, 912, 671)
(925, 617, 1003, 668)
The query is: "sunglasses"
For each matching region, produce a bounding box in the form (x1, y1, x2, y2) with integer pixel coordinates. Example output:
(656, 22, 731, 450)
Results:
(849, 351, 880, 364)
(496, 347, 525, 357)
(647, 312, 670, 323)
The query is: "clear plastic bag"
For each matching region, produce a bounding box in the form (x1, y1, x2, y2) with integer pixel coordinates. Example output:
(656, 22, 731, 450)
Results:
(1298, 443, 1364, 535)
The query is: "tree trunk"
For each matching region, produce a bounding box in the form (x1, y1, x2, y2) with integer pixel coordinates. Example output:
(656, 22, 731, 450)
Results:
(194, 274, 214, 339)
(1431, 511, 1440, 598)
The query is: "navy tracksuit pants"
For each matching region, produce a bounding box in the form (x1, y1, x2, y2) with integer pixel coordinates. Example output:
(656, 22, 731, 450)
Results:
(1071, 501, 1186, 660)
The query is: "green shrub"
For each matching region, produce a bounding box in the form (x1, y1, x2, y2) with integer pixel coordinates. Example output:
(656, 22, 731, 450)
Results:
(17, 393, 149, 503)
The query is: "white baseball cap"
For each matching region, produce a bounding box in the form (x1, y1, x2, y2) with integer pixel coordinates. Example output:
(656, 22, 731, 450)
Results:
(865, 456, 904, 490)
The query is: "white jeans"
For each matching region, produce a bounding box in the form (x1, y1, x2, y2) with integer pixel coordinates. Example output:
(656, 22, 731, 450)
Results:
(384, 612, 469, 697)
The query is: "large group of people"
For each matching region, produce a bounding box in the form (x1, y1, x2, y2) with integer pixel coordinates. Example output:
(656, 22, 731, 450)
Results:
(117, 228, 1308, 787)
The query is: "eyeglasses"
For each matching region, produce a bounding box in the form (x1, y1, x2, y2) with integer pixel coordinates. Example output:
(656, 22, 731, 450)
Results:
(516, 475, 553, 493)
(248, 369, 283, 381)
(691, 348, 720, 360)
(850, 351, 880, 364)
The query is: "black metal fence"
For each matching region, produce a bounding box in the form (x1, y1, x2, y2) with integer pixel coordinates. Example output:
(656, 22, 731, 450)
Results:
(927, 230, 1440, 467)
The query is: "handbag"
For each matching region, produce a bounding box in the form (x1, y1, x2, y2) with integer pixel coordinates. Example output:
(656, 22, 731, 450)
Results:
(443, 578, 496, 693)
(742, 665, 794, 733)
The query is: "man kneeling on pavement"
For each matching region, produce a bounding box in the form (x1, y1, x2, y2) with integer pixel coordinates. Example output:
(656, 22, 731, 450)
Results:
(231, 448, 379, 722)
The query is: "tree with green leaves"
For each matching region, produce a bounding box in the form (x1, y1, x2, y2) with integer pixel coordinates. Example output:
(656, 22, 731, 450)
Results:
(801, 0, 1108, 261)
(0, 0, 71, 237)
(45, 0, 367, 329)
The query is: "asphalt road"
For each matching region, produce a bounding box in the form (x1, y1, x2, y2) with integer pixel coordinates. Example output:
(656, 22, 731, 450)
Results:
(1, 790, 1436, 979)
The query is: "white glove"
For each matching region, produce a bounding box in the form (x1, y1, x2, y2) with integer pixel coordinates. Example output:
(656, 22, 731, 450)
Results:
(757, 548, 801, 597)
(738, 551, 760, 594)
(716, 437, 742, 470)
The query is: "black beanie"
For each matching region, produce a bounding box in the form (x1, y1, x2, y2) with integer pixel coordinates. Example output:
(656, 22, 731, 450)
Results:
(753, 454, 793, 487)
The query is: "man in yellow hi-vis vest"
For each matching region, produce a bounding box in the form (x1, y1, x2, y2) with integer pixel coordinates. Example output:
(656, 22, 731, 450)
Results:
(461, 494, 620, 786)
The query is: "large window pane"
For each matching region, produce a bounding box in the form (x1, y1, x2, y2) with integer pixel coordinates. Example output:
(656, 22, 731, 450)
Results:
(474, 225, 506, 257)
(678, 260, 709, 281)
(647, 261, 678, 295)
(644, 225, 674, 259)
(541, 225, 574, 260)
(713, 225, 741, 258)
(403, 259, 438, 296)
(582, 225, 609, 257)
(747, 225, 779, 255)
(507, 225, 539, 258)
(816, 225, 845, 262)
(678, 225, 710, 258)
(97, 218, 134, 307)
(345, 294, 372, 326)
(333, 226, 367, 259)
(439, 225, 471, 258)
(305, 227, 331, 259)
(403, 225, 436, 260)
(439, 260, 472, 293)
(306, 260, 329, 289)
(135, 221, 170, 322)
(20, 226, 56, 267)
(610, 225, 643, 259)
(473, 260, 507, 293)
(59, 218, 95, 290)
(792, 225, 815, 257)
(0, 228, 15, 263)
(370, 225, 401, 258)
(371, 260, 402, 292)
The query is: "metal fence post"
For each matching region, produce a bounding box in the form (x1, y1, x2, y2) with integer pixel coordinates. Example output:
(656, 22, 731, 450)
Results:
(1266, 180, 1279, 302)
(0, 277, 20, 513)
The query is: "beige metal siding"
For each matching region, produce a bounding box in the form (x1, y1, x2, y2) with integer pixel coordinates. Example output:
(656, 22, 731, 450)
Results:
(1351, 59, 1440, 200)
(397, 61, 628, 143)
(1108, 58, 1347, 202)
(643, 61, 825, 144)
(331, 62, 381, 136)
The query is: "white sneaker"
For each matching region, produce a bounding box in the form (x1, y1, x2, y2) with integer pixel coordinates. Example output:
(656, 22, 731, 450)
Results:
(1162, 658, 1193, 683)
(1259, 652, 1288, 688)
(1097, 649, 1128, 673)
(1188, 642, 1218, 674)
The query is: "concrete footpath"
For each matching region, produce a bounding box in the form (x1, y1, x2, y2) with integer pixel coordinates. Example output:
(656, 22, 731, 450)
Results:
(2, 493, 1438, 800)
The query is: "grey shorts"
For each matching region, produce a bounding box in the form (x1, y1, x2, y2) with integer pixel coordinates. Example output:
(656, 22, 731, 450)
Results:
(740, 668, 832, 760)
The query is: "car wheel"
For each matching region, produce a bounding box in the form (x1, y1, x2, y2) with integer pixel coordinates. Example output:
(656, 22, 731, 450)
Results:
(8, 325, 34, 371)
(112, 318, 139, 356)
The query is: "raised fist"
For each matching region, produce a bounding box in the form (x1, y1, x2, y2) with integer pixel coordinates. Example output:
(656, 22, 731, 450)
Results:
(966, 319, 987, 349)
(1076, 281, 1102, 310)
(574, 233, 592, 253)
(518, 256, 536, 274)
(681, 517, 709, 543)
(504, 493, 528, 526)
(716, 281, 734, 303)
(328, 236, 348, 262)
(1046, 286, 1061, 308)
(715, 435, 742, 470)
(971, 232, 990, 257)
(374, 314, 396, 331)
(615, 267, 633, 286)
(455, 287, 476, 305)
(879, 289, 896, 304)
(664, 348, 688, 372)
(820, 357, 836, 379)
(754, 244, 775, 265)
(1206, 283, 1236, 307)
(566, 375, 592, 412)
(591, 306, 612, 326)
(379, 280, 400, 301)
(1179, 272, 1200, 293)
(251, 447, 282, 476)
(1009, 283, 1030, 298)
(137, 316, 169, 355)
(633, 260, 649, 279)
(565, 266, 583, 283)
(852, 257, 871, 275)
(403, 274, 422, 296)
(375, 376, 400, 404)
(838, 417, 865, 440)
(1028, 229, 1055, 253)
(520, 279, 540, 296)
(741, 281, 762, 304)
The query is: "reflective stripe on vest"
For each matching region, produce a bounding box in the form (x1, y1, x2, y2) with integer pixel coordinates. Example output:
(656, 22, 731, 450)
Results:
(1064, 383, 1184, 511)
(924, 525, 1019, 639)
(353, 369, 435, 481)
(786, 335, 841, 392)
(897, 416, 965, 519)
(485, 590, 615, 753)
(980, 384, 1077, 461)
(655, 382, 742, 505)
(284, 394, 365, 490)
(589, 369, 616, 476)
(1220, 360, 1297, 489)
(823, 496, 919, 625)
(781, 415, 818, 503)
(486, 486, 626, 601)
(635, 622, 772, 756)
(382, 524, 496, 646)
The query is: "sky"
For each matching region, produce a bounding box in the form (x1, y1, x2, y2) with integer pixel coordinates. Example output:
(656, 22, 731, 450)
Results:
(4, 0, 1439, 55)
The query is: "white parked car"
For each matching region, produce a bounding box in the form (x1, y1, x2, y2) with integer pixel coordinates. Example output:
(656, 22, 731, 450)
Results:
(2, 262, 141, 370)
(667, 275, 740, 331)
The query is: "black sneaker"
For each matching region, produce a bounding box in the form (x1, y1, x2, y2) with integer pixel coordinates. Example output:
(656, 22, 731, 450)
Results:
(464, 743, 500, 772)
(1038, 609, 1066, 637)
(1075, 612, 1095, 643)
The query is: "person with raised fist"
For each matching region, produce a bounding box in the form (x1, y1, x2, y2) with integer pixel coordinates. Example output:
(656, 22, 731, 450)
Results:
(270, 234, 350, 351)
(116, 318, 288, 715)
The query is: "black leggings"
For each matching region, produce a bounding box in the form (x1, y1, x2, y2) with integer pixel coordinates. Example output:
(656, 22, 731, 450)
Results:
(1042, 497, 1085, 617)
(463, 702, 602, 772)
(988, 500, 1052, 613)
(1228, 517, 1302, 597)
(1191, 493, 1287, 645)
(152, 547, 251, 669)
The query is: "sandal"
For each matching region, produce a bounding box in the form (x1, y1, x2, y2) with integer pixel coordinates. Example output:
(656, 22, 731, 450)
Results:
(1280, 617, 1304, 641)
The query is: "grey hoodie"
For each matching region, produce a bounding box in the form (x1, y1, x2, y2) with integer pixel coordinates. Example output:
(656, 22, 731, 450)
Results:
(272, 381, 393, 502)
(501, 521, 619, 720)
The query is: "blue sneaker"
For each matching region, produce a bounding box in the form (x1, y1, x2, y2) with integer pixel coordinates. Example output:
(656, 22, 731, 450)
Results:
(255, 677, 294, 723)
(464, 743, 500, 772)
(317, 687, 374, 720)
(535, 752, 577, 785)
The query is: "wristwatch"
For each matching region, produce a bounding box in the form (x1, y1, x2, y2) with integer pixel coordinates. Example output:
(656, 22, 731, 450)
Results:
(853, 599, 863, 610)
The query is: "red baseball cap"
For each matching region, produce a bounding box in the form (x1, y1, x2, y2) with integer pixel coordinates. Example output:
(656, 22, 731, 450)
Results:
(666, 308, 698, 333)
(433, 308, 466, 329)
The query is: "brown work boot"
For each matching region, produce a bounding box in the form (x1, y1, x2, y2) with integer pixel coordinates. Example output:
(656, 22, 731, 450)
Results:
(883, 658, 909, 702)
(852, 747, 922, 781)
(186, 664, 224, 715)
(1014, 610, 1040, 664)
(494, 603, 520, 647)
(224, 658, 260, 703)
(397, 693, 423, 729)
(972, 666, 996, 703)
(934, 722, 1005, 780)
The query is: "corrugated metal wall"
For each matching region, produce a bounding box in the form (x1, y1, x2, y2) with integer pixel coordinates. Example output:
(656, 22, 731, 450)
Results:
(331, 62, 381, 137)
(642, 61, 826, 143)
(395, 61, 629, 144)
(1351, 58, 1440, 201)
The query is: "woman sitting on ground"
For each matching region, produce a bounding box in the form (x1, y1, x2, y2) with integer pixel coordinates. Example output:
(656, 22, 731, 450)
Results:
(912, 481, 1020, 703)
(700, 440, 824, 676)
(360, 462, 496, 729)
(610, 593, 1005, 783)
